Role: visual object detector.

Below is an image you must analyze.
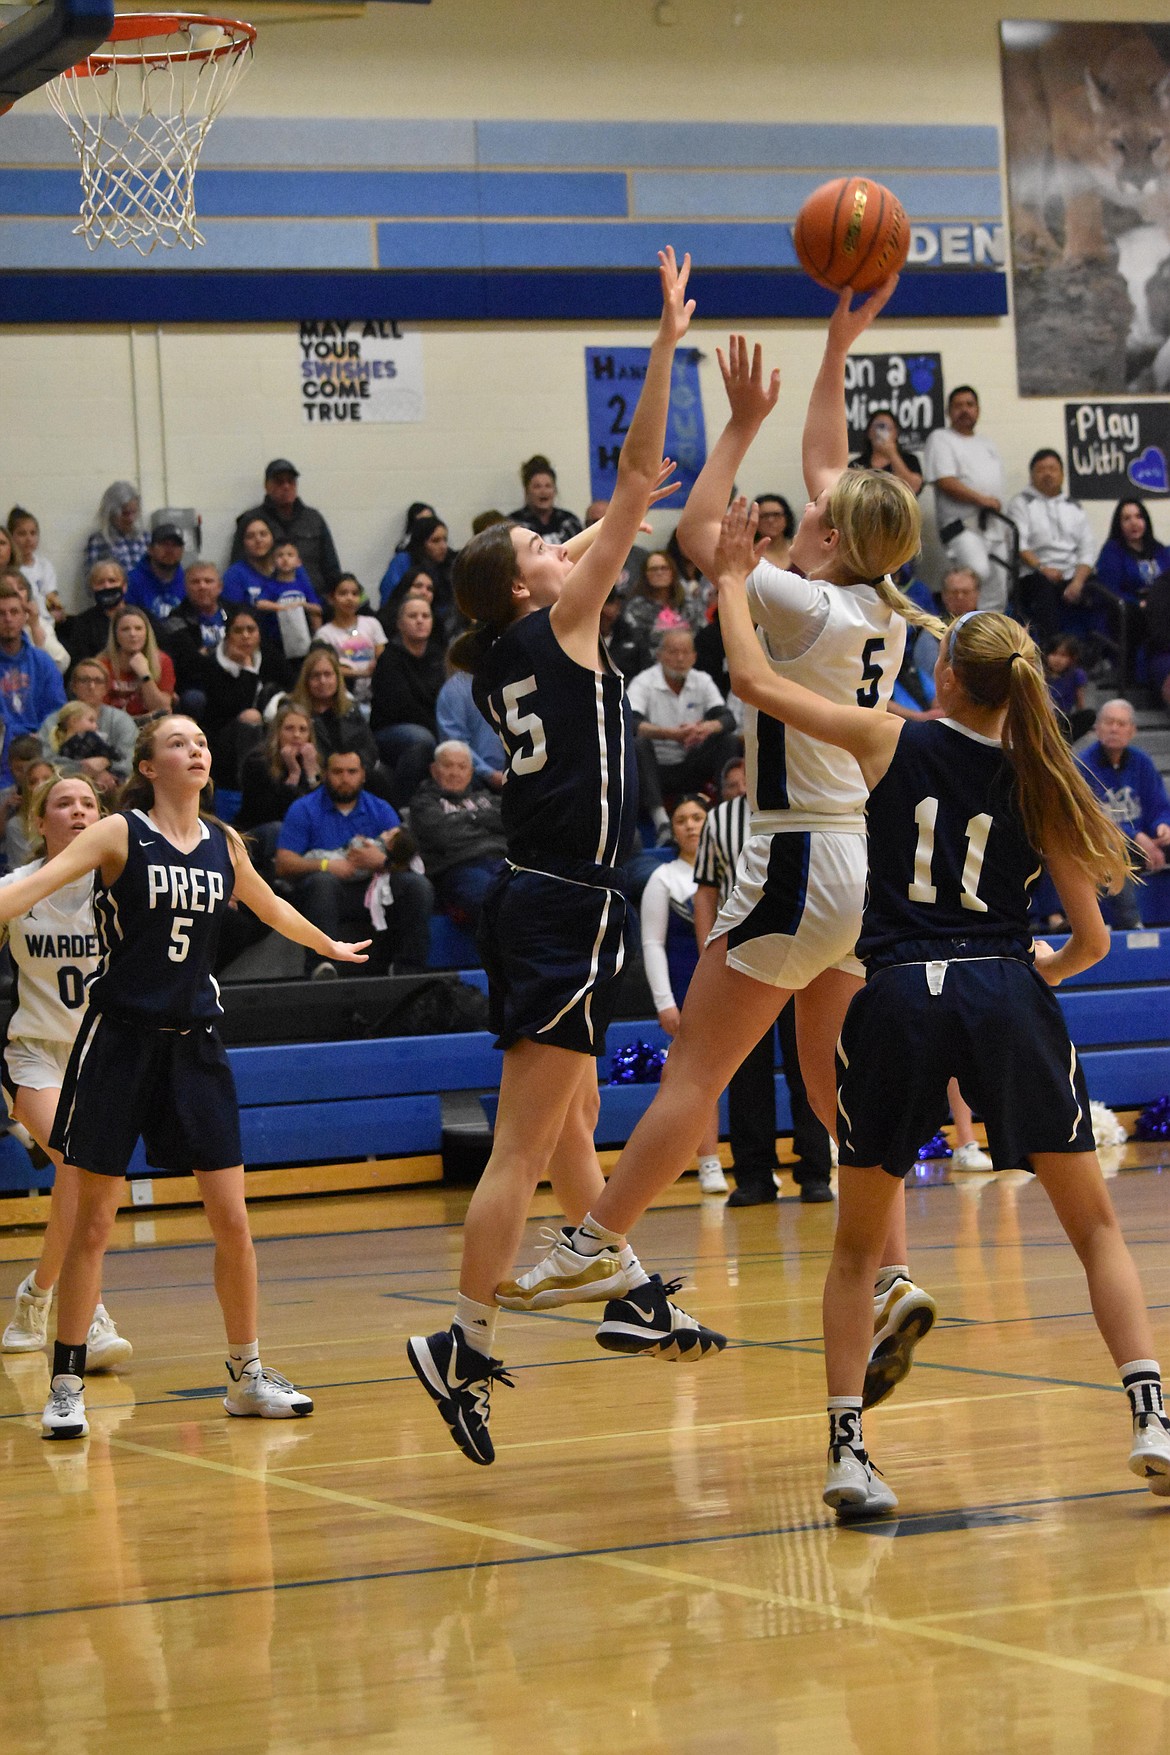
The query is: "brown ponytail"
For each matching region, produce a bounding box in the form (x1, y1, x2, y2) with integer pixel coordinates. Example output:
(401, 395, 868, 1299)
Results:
(450, 521, 521, 676)
(949, 614, 1131, 891)
(118, 714, 244, 848)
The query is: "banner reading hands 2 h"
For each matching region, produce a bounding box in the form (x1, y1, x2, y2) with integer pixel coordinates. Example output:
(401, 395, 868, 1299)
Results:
(586, 348, 707, 508)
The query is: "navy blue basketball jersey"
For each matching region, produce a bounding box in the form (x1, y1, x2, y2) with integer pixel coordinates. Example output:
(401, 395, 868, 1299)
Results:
(857, 718, 1042, 968)
(90, 810, 235, 1024)
(474, 608, 637, 869)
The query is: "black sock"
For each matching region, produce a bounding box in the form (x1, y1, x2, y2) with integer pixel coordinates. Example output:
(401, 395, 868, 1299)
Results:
(52, 1340, 86, 1380)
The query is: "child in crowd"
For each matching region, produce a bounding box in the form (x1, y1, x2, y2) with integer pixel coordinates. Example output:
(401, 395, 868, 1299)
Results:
(50, 701, 117, 793)
(1043, 636, 1093, 742)
(255, 539, 322, 669)
(8, 506, 60, 618)
(6, 755, 57, 871)
(314, 573, 386, 705)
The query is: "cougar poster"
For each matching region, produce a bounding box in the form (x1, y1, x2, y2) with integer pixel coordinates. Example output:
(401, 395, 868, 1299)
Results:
(1001, 20, 1170, 396)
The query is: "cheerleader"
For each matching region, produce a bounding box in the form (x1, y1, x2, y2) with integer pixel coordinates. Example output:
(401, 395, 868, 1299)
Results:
(503, 286, 940, 1409)
(713, 495, 1170, 1513)
(0, 715, 370, 1440)
(407, 251, 725, 1470)
(1, 774, 131, 1370)
(639, 793, 726, 1194)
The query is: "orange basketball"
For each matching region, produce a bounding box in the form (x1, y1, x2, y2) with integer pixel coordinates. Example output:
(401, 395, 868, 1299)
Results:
(793, 177, 910, 294)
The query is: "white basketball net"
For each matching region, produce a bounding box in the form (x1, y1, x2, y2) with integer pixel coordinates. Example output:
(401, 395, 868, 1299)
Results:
(45, 14, 254, 256)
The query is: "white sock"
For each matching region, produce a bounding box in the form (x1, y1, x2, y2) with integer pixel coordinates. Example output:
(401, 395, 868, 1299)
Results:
(619, 1244, 650, 1291)
(454, 1293, 498, 1357)
(23, 1272, 52, 1302)
(698, 1155, 723, 1175)
(1121, 1359, 1167, 1423)
(227, 1340, 260, 1376)
(874, 1264, 909, 1296)
(567, 1214, 624, 1257)
(827, 1395, 864, 1455)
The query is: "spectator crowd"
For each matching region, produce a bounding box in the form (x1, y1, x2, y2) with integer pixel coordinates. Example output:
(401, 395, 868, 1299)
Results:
(5, 409, 1170, 969)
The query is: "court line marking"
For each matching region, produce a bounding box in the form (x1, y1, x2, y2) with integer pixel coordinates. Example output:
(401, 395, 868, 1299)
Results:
(920, 1585, 1170, 1624)
(271, 1385, 1077, 1470)
(27, 1433, 1170, 1699)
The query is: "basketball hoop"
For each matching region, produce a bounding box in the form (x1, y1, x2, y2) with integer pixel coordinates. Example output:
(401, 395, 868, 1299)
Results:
(45, 12, 255, 255)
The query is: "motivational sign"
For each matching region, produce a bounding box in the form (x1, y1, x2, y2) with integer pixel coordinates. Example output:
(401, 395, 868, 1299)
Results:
(585, 347, 706, 508)
(298, 323, 424, 424)
(1064, 401, 1170, 500)
(844, 352, 944, 452)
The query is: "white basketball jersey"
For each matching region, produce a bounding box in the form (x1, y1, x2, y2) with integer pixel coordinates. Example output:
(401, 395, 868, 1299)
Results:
(745, 560, 906, 832)
(0, 862, 98, 1044)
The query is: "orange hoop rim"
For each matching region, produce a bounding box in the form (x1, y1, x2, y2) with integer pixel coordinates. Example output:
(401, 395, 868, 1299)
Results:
(60, 12, 256, 76)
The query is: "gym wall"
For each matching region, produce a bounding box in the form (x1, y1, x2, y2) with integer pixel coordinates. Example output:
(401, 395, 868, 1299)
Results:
(0, 0, 1154, 608)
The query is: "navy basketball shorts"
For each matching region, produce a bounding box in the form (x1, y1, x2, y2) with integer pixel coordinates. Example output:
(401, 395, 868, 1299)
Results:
(478, 865, 632, 1057)
(835, 957, 1095, 1178)
(50, 1009, 243, 1178)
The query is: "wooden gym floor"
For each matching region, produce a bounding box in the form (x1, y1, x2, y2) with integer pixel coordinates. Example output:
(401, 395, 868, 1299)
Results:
(2, 1152, 1170, 1753)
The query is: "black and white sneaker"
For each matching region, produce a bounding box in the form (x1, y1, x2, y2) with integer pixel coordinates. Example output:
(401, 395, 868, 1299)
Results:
(42, 1373, 88, 1440)
(595, 1274, 727, 1362)
(407, 1328, 514, 1466)
(823, 1443, 898, 1517)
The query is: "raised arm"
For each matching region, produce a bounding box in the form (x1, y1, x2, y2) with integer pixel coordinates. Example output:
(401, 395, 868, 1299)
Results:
(674, 335, 781, 581)
(550, 250, 693, 660)
(0, 815, 128, 924)
(712, 499, 901, 791)
(802, 277, 899, 501)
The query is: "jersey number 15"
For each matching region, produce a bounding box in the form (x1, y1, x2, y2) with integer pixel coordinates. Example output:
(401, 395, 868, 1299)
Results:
(503, 677, 548, 776)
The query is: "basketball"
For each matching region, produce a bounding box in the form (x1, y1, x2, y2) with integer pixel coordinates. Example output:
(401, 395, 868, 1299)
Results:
(793, 176, 910, 293)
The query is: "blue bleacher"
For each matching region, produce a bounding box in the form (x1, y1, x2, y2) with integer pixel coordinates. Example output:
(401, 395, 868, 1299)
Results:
(3, 932, 1168, 1195)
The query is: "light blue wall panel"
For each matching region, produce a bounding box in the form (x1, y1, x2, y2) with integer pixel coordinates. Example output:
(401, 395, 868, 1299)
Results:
(633, 171, 1003, 221)
(376, 220, 797, 270)
(476, 120, 1001, 170)
(192, 117, 478, 170)
(0, 218, 374, 269)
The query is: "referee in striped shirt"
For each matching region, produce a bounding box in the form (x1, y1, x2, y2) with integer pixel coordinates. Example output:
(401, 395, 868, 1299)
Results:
(693, 757, 833, 1205)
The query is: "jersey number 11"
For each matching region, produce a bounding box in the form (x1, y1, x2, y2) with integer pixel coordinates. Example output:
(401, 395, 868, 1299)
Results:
(907, 797, 992, 913)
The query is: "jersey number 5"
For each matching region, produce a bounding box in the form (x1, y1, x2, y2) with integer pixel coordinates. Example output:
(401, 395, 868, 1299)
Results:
(908, 798, 992, 913)
(856, 638, 886, 708)
(503, 676, 548, 776)
(169, 917, 193, 963)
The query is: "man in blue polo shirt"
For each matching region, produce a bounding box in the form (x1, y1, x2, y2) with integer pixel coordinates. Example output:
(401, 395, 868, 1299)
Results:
(274, 746, 433, 975)
(1080, 698, 1170, 928)
(125, 524, 187, 621)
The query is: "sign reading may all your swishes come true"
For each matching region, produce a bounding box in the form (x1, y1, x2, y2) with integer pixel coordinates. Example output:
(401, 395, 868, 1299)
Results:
(1064, 402, 1170, 500)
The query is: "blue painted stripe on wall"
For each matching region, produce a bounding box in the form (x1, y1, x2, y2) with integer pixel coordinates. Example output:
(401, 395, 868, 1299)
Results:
(0, 220, 375, 270)
(0, 168, 627, 219)
(633, 171, 1003, 221)
(476, 120, 1001, 171)
(377, 221, 807, 270)
(0, 268, 1010, 326)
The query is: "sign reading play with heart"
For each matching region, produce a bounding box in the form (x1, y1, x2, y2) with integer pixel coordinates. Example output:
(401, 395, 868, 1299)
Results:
(1065, 401, 1170, 500)
(1129, 447, 1170, 496)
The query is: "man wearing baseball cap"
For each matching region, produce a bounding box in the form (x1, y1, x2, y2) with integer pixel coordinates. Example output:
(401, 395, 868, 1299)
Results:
(125, 522, 187, 621)
(229, 460, 341, 595)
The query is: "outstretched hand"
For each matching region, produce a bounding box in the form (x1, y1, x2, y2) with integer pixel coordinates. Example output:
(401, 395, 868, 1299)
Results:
(826, 275, 900, 351)
(325, 938, 371, 963)
(712, 495, 768, 589)
(657, 247, 696, 344)
(717, 333, 781, 431)
(640, 458, 681, 528)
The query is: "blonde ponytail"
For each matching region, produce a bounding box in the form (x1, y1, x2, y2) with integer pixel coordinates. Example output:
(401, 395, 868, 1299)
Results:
(949, 614, 1132, 892)
(872, 573, 947, 639)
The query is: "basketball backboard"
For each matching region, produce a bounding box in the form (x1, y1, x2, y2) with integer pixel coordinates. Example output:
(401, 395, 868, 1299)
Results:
(0, 0, 114, 112)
